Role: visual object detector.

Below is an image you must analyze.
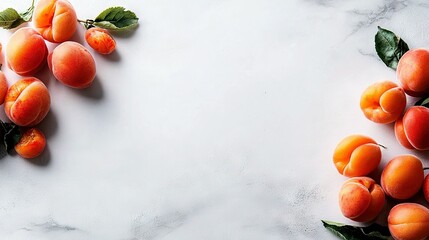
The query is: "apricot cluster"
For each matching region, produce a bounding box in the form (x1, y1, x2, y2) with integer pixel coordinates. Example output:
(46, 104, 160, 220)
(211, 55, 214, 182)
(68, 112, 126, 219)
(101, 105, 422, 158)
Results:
(332, 48, 429, 239)
(0, 0, 118, 159)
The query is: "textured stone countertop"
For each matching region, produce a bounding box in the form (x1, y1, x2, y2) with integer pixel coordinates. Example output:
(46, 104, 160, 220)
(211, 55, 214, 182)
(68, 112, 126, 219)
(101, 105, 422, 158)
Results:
(0, 0, 427, 239)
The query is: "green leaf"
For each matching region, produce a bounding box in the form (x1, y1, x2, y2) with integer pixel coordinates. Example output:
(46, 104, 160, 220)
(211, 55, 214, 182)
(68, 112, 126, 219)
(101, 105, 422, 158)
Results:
(322, 220, 392, 240)
(0, 0, 35, 29)
(415, 97, 429, 108)
(0, 121, 21, 153)
(93, 6, 139, 30)
(375, 26, 409, 70)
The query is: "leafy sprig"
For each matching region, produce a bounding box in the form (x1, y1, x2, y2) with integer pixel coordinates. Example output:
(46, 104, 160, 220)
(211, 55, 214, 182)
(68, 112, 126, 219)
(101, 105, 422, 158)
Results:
(0, 0, 34, 29)
(78, 6, 139, 30)
(375, 26, 409, 70)
(322, 220, 392, 240)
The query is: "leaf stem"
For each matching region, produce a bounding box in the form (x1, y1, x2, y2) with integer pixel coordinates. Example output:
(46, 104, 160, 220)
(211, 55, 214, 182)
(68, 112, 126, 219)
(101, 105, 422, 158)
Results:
(377, 143, 387, 149)
(424, 167, 429, 171)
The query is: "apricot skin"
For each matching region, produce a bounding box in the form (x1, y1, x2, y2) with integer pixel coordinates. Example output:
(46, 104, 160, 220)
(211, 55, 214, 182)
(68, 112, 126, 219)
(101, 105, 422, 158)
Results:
(0, 72, 8, 105)
(388, 203, 429, 240)
(400, 106, 429, 150)
(85, 27, 116, 55)
(48, 41, 96, 89)
(360, 81, 406, 124)
(33, 0, 77, 43)
(394, 117, 415, 150)
(6, 27, 48, 76)
(424, 175, 429, 203)
(381, 155, 424, 200)
(4, 78, 51, 126)
(333, 135, 381, 177)
(397, 48, 429, 97)
(339, 177, 385, 222)
(15, 128, 46, 159)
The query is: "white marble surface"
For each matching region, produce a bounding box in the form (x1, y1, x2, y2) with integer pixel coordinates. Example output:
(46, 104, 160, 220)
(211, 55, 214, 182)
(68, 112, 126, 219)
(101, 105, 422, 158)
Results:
(0, 0, 428, 239)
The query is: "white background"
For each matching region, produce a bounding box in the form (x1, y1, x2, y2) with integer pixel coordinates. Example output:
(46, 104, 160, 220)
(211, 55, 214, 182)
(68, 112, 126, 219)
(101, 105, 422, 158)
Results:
(0, 0, 428, 239)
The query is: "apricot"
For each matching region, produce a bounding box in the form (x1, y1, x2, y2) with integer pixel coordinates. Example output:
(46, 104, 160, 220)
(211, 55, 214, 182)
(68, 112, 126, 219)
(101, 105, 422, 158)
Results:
(85, 27, 116, 55)
(339, 177, 385, 222)
(33, 0, 77, 43)
(6, 27, 48, 76)
(333, 135, 382, 177)
(397, 106, 429, 150)
(4, 77, 51, 126)
(0, 71, 8, 105)
(360, 81, 406, 124)
(388, 203, 429, 240)
(424, 174, 429, 203)
(48, 41, 96, 89)
(397, 48, 429, 97)
(15, 128, 46, 159)
(381, 155, 424, 200)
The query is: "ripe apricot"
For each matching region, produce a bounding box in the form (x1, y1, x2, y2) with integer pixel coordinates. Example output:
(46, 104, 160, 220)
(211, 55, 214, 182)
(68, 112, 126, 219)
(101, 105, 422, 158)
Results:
(0, 71, 8, 105)
(397, 48, 429, 97)
(381, 155, 424, 200)
(15, 128, 46, 159)
(394, 116, 415, 150)
(424, 174, 429, 203)
(85, 27, 116, 55)
(360, 81, 406, 124)
(4, 77, 51, 126)
(388, 203, 429, 240)
(33, 0, 77, 43)
(333, 135, 382, 177)
(6, 27, 48, 76)
(397, 106, 429, 150)
(339, 177, 385, 222)
(48, 41, 96, 89)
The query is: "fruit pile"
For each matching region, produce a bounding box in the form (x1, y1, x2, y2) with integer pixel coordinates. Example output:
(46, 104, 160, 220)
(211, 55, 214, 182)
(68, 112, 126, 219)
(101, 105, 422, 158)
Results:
(0, 0, 138, 159)
(328, 28, 429, 240)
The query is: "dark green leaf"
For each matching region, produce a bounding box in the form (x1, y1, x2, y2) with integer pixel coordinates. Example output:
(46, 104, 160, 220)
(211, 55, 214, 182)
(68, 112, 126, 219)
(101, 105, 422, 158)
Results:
(93, 6, 139, 30)
(322, 220, 392, 240)
(0, 8, 26, 29)
(375, 26, 409, 70)
(0, 121, 21, 153)
(415, 96, 429, 108)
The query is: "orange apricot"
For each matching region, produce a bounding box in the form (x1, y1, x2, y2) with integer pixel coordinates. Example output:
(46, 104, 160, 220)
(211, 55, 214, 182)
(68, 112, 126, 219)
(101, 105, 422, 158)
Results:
(4, 77, 50, 126)
(381, 155, 424, 200)
(339, 177, 385, 222)
(388, 203, 429, 240)
(398, 106, 429, 150)
(48, 41, 96, 89)
(360, 81, 406, 124)
(33, 0, 77, 43)
(85, 27, 116, 55)
(6, 27, 48, 76)
(0, 71, 8, 105)
(424, 174, 429, 203)
(15, 128, 46, 159)
(394, 116, 415, 150)
(397, 48, 429, 97)
(333, 135, 382, 177)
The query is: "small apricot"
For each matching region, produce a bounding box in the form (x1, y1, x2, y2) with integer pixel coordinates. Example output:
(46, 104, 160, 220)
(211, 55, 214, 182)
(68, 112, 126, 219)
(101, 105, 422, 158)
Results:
(423, 174, 429, 203)
(48, 41, 96, 89)
(394, 116, 415, 150)
(388, 203, 429, 240)
(0, 71, 8, 105)
(360, 81, 406, 124)
(397, 48, 429, 97)
(4, 77, 51, 126)
(339, 177, 385, 222)
(333, 135, 382, 177)
(33, 0, 77, 43)
(15, 128, 46, 159)
(398, 106, 429, 150)
(85, 27, 116, 55)
(381, 155, 424, 200)
(6, 27, 48, 76)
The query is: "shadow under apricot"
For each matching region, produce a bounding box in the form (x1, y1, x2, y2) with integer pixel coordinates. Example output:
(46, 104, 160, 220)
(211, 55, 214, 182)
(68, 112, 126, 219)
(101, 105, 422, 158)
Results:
(72, 76, 104, 100)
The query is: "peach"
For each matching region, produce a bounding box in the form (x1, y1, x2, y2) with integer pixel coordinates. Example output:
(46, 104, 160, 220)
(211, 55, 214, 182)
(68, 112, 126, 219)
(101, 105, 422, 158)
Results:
(360, 81, 406, 124)
(339, 177, 385, 222)
(33, 0, 77, 43)
(388, 203, 429, 240)
(397, 48, 429, 97)
(381, 155, 424, 200)
(4, 78, 50, 126)
(85, 27, 116, 55)
(333, 135, 382, 177)
(396, 106, 429, 150)
(48, 41, 96, 89)
(6, 27, 48, 76)
(15, 128, 46, 159)
(0, 71, 8, 105)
